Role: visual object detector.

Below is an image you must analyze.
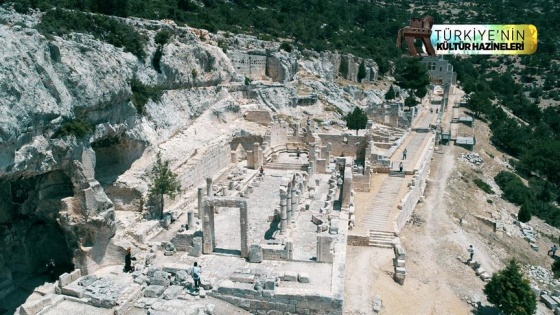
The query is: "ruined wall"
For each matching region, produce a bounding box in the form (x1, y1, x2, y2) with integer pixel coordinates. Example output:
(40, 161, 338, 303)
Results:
(243, 110, 273, 125)
(177, 139, 231, 192)
(269, 122, 290, 148)
(346, 234, 369, 246)
(317, 134, 368, 162)
(352, 173, 370, 192)
(395, 135, 434, 233)
(228, 50, 267, 80)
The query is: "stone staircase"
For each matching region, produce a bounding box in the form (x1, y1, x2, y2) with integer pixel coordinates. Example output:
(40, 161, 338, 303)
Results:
(264, 162, 308, 171)
(356, 176, 403, 231)
(388, 171, 406, 177)
(368, 230, 397, 248)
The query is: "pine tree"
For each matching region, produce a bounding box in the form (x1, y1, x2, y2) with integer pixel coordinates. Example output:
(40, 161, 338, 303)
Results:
(404, 94, 418, 108)
(146, 152, 182, 219)
(385, 85, 396, 100)
(517, 203, 532, 223)
(345, 107, 368, 135)
(484, 260, 536, 315)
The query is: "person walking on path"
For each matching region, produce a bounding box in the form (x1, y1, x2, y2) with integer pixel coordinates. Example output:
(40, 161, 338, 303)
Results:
(296, 147, 301, 159)
(467, 245, 474, 262)
(192, 262, 202, 290)
(399, 162, 403, 172)
(548, 245, 558, 257)
(259, 166, 264, 176)
(402, 148, 407, 160)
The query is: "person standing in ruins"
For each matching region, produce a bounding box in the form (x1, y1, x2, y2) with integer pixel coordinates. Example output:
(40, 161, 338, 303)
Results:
(548, 244, 558, 257)
(124, 247, 133, 273)
(402, 148, 407, 160)
(296, 147, 301, 159)
(259, 166, 264, 176)
(192, 262, 201, 291)
(399, 162, 403, 172)
(467, 245, 474, 262)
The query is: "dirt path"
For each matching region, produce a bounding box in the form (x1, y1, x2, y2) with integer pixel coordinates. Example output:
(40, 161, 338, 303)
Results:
(344, 144, 475, 314)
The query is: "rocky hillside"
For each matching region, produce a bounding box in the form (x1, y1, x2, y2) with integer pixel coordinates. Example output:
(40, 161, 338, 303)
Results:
(0, 6, 385, 276)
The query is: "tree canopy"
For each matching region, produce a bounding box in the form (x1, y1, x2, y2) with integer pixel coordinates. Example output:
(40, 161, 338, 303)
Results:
(146, 152, 182, 219)
(484, 260, 536, 315)
(394, 58, 430, 99)
(345, 107, 368, 135)
(385, 85, 396, 101)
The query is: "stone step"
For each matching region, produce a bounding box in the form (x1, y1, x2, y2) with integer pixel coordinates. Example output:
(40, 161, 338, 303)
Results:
(264, 163, 309, 171)
(368, 240, 394, 248)
(369, 230, 395, 237)
(388, 171, 406, 177)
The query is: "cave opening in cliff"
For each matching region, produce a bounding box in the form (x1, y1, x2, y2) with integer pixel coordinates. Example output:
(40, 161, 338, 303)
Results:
(92, 135, 145, 187)
(0, 171, 76, 311)
(92, 135, 146, 211)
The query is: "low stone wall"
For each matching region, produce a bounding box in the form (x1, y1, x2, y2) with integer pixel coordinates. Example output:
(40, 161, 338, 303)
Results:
(244, 110, 273, 125)
(261, 242, 293, 261)
(347, 234, 369, 246)
(394, 134, 434, 233)
(211, 286, 342, 315)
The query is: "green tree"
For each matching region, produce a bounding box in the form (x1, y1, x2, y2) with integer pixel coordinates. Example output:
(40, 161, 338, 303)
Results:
(467, 92, 492, 118)
(552, 260, 560, 279)
(394, 58, 430, 99)
(146, 152, 182, 219)
(358, 60, 367, 83)
(484, 260, 536, 315)
(385, 85, 396, 100)
(345, 107, 368, 135)
(404, 94, 418, 108)
(518, 203, 532, 223)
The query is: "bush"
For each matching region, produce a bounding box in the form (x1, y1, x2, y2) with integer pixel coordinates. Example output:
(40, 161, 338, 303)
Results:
(494, 171, 530, 205)
(484, 260, 536, 315)
(473, 178, 495, 194)
(154, 29, 173, 46)
(55, 119, 92, 138)
(280, 42, 292, 53)
(131, 78, 163, 114)
(518, 203, 532, 223)
(552, 260, 560, 279)
(38, 9, 147, 59)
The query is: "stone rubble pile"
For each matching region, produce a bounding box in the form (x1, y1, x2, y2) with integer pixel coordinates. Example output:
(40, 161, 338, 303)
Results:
(525, 265, 560, 287)
(459, 153, 483, 166)
(516, 221, 540, 251)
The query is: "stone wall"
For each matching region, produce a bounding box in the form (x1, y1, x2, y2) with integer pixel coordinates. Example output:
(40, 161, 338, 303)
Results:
(394, 135, 434, 233)
(352, 173, 370, 192)
(317, 134, 368, 162)
(176, 138, 232, 192)
(243, 110, 273, 125)
(211, 286, 342, 315)
(228, 50, 267, 80)
(261, 242, 293, 261)
(268, 122, 290, 148)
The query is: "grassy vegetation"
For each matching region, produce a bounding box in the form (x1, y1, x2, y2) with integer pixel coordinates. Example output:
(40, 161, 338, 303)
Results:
(131, 78, 164, 114)
(54, 119, 93, 138)
(473, 178, 494, 195)
(37, 9, 147, 59)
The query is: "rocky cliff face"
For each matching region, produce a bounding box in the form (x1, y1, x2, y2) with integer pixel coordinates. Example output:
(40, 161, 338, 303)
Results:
(0, 6, 382, 276)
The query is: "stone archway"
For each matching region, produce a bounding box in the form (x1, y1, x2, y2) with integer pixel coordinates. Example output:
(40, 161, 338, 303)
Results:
(202, 197, 249, 258)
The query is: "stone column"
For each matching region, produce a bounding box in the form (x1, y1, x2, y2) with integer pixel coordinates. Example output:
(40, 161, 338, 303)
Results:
(326, 142, 332, 164)
(231, 151, 238, 163)
(294, 123, 300, 137)
(290, 185, 297, 218)
(286, 184, 292, 227)
(187, 211, 194, 230)
(206, 177, 213, 197)
(202, 206, 214, 254)
(280, 189, 288, 234)
(240, 203, 249, 258)
(197, 188, 203, 218)
(254, 142, 260, 168)
(309, 161, 315, 176)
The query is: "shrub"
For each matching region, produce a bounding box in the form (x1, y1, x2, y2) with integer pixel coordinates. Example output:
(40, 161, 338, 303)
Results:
(130, 78, 163, 114)
(484, 260, 536, 315)
(38, 9, 147, 59)
(154, 29, 173, 46)
(473, 178, 495, 194)
(518, 203, 532, 222)
(280, 42, 292, 53)
(55, 119, 92, 138)
(494, 171, 530, 205)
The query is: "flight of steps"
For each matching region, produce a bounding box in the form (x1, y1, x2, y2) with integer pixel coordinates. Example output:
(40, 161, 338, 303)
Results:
(264, 162, 309, 171)
(368, 230, 397, 248)
(388, 170, 406, 177)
